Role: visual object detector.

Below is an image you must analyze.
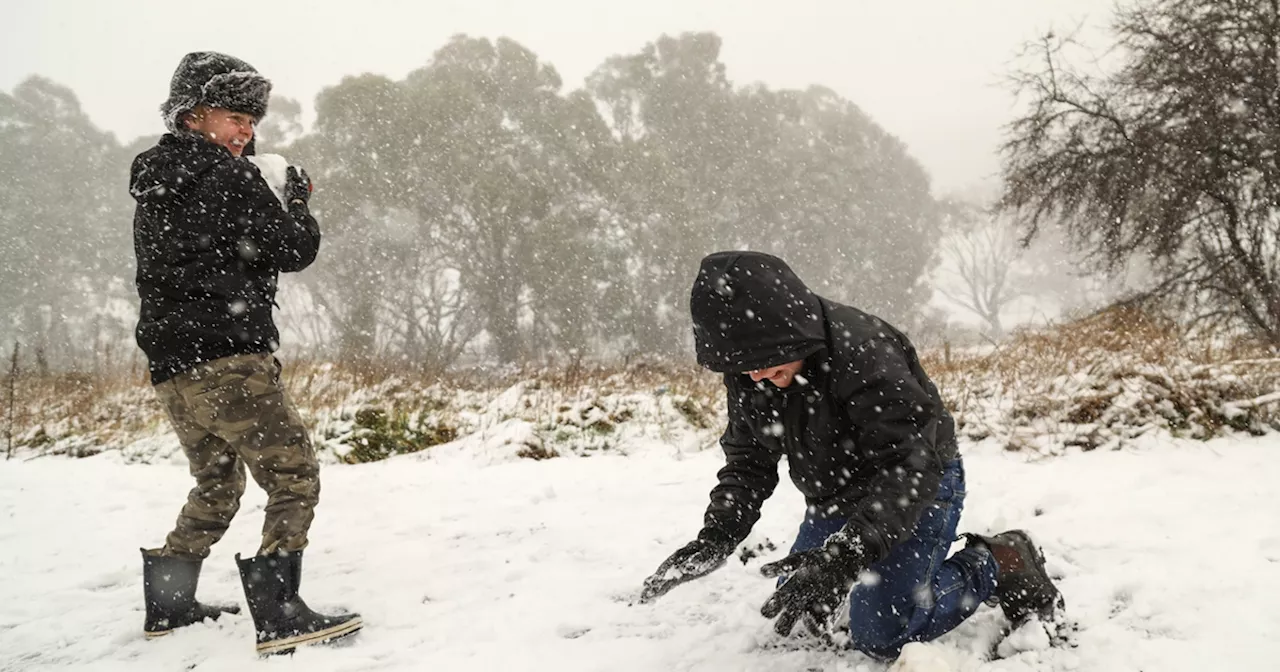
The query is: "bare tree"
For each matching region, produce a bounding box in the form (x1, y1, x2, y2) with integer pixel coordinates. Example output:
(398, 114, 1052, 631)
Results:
(1001, 0, 1280, 344)
(937, 199, 1024, 339)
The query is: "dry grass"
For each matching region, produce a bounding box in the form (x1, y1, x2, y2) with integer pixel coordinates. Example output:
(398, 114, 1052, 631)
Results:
(5, 307, 1276, 460)
(275, 355, 722, 410)
(2, 355, 724, 460)
(924, 305, 1280, 451)
(3, 366, 162, 458)
(925, 306, 1211, 379)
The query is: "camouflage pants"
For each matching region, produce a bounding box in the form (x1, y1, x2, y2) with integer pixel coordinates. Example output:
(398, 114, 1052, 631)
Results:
(152, 353, 320, 560)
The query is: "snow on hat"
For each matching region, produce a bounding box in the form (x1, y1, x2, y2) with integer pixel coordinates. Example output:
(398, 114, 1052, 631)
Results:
(160, 51, 271, 133)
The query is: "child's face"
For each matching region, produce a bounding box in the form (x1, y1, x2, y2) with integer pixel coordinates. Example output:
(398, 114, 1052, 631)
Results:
(185, 106, 255, 157)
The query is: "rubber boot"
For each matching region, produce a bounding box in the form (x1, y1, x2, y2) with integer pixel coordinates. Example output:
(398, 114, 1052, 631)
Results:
(235, 551, 362, 655)
(142, 549, 240, 638)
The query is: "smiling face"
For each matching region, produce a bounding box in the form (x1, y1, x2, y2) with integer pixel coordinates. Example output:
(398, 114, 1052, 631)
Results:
(184, 105, 255, 156)
(747, 359, 805, 388)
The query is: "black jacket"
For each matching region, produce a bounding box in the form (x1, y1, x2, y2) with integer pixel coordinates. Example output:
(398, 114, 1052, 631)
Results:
(130, 134, 320, 384)
(690, 251, 958, 564)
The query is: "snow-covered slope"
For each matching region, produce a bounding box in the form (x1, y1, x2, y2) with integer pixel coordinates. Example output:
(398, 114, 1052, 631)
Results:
(2, 432, 1277, 671)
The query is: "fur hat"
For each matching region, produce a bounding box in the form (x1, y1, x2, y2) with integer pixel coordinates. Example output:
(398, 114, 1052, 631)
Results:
(160, 51, 271, 133)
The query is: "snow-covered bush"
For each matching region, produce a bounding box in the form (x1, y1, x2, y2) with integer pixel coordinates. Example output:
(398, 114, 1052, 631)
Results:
(3, 308, 1275, 463)
(0, 363, 722, 464)
(927, 306, 1280, 454)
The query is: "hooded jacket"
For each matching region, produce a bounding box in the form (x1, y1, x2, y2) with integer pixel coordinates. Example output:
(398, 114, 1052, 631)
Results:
(130, 133, 320, 384)
(690, 251, 958, 563)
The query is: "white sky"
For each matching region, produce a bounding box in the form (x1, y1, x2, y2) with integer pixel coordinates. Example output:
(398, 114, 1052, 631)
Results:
(2, 0, 1114, 194)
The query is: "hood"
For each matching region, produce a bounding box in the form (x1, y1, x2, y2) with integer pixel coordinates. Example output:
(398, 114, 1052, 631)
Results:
(689, 251, 827, 373)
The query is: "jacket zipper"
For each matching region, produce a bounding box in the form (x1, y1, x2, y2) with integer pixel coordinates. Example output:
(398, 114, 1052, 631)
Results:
(780, 392, 800, 460)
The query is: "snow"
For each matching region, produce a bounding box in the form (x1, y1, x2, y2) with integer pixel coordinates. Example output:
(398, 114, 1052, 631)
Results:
(247, 153, 291, 208)
(3, 431, 1279, 671)
(891, 643, 957, 672)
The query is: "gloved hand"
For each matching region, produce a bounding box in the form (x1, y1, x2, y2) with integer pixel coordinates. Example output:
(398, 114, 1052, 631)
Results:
(759, 529, 869, 637)
(638, 529, 735, 604)
(285, 166, 312, 207)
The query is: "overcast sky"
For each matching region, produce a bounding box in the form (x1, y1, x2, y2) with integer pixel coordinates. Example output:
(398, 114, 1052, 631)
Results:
(3, 0, 1115, 194)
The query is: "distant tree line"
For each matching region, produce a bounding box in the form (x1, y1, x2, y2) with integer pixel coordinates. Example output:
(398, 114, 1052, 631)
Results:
(19, 0, 1270, 376)
(0, 32, 944, 371)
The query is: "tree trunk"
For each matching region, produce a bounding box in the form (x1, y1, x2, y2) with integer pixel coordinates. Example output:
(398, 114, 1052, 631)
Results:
(486, 283, 521, 365)
(338, 296, 379, 366)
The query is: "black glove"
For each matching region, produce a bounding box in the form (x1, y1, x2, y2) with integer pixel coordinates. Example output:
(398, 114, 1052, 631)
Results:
(285, 166, 312, 207)
(759, 529, 869, 638)
(638, 528, 735, 604)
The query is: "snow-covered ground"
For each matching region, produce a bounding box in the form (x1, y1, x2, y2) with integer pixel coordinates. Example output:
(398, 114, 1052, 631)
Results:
(2, 433, 1278, 672)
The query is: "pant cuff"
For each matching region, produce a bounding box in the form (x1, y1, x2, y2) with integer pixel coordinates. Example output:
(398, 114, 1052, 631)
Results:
(949, 546, 999, 599)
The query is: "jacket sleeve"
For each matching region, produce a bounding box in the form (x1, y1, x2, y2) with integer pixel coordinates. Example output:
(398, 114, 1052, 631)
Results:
(701, 378, 781, 546)
(209, 159, 321, 273)
(835, 338, 947, 562)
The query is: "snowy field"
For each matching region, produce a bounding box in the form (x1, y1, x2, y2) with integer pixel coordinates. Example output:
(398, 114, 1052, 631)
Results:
(2, 433, 1278, 672)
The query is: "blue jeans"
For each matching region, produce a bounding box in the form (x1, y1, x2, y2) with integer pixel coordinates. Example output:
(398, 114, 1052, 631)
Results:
(786, 458, 997, 660)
